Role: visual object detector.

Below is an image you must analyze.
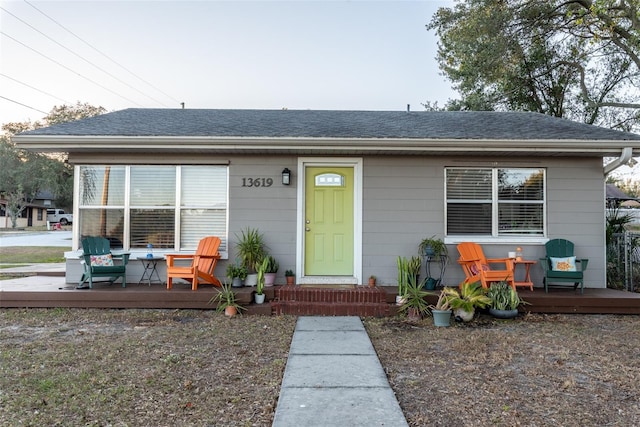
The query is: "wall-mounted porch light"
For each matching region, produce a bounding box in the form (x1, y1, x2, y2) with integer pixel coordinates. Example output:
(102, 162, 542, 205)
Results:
(282, 168, 291, 185)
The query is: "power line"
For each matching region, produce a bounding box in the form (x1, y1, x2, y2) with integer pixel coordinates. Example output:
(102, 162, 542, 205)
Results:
(1, 31, 145, 107)
(23, 0, 182, 106)
(0, 95, 47, 115)
(0, 73, 70, 104)
(1, 5, 171, 108)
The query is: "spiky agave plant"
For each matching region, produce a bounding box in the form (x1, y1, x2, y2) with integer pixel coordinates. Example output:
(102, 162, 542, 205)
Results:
(443, 282, 491, 313)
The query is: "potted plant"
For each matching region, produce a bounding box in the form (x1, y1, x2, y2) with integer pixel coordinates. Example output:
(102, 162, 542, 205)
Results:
(235, 227, 267, 287)
(285, 269, 295, 285)
(442, 282, 491, 322)
(396, 256, 410, 304)
(429, 288, 453, 327)
(255, 257, 267, 304)
(419, 235, 448, 258)
(487, 281, 528, 319)
(419, 236, 448, 290)
(368, 275, 376, 287)
(407, 256, 422, 283)
(226, 263, 248, 288)
(263, 255, 279, 286)
(397, 256, 423, 304)
(399, 276, 431, 322)
(209, 282, 245, 317)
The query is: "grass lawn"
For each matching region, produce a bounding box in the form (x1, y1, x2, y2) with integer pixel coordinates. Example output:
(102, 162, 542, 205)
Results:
(0, 246, 69, 265)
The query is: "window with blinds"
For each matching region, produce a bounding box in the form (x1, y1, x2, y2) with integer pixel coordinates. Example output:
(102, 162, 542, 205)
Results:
(445, 168, 545, 237)
(180, 166, 228, 251)
(78, 165, 228, 251)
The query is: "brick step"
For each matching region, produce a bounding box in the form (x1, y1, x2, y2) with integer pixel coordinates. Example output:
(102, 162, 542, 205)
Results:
(276, 286, 387, 304)
(270, 286, 390, 317)
(272, 301, 390, 317)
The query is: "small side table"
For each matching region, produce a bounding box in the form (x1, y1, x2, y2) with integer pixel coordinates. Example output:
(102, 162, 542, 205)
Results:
(137, 256, 163, 286)
(513, 259, 536, 291)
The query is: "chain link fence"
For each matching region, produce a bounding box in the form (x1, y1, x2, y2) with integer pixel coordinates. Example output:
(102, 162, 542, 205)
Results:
(607, 231, 640, 291)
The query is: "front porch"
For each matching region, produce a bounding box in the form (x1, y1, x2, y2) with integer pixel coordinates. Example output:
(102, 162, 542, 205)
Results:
(2, 273, 640, 315)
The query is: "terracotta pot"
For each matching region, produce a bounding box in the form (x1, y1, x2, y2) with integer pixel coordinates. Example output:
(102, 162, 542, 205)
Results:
(224, 306, 238, 317)
(368, 278, 376, 287)
(286, 276, 295, 286)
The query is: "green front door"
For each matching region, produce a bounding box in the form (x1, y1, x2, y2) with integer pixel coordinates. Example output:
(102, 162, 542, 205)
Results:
(304, 167, 354, 276)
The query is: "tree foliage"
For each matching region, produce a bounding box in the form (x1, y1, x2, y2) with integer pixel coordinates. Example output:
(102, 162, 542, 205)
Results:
(1, 102, 106, 227)
(427, 0, 640, 131)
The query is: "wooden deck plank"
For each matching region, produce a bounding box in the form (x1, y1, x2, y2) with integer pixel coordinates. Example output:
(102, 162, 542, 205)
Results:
(2, 276, 640, 314)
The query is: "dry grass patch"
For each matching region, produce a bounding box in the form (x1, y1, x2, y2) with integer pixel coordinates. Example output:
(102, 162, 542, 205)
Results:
(4, 309, 640, 426)
(0, 309, 296, 426)
(364, 313, 640, 426)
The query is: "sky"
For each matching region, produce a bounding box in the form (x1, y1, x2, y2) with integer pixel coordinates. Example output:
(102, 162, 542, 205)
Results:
(1, 0, 637, 182)
(0, 0, 457, 125)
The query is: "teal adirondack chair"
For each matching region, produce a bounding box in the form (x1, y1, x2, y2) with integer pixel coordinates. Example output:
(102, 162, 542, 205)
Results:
(79, 236, 130, 289)
(540, 239, 588, 294)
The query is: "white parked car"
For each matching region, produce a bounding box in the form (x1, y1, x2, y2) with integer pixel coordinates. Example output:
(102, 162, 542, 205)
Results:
(47, 208, 73, 225)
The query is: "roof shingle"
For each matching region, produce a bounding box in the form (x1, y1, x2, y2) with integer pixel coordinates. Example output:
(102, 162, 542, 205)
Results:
(21, 109, 640, 141)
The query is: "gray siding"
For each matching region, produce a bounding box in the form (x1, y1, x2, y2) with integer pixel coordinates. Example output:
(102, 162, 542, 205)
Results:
(360, 156, 606, 288)
(65, 154, 607, 289)
(545, 157, 606, 287)
(226, 156, 298, 284)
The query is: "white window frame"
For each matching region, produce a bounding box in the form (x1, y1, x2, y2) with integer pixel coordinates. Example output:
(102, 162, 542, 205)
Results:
(74, 165, 229, 257)
(444, 167, 547, 245)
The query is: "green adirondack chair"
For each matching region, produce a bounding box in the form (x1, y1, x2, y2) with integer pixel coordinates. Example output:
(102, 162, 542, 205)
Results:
(78, 236, 130, 289)
(540, 239, 588, 294)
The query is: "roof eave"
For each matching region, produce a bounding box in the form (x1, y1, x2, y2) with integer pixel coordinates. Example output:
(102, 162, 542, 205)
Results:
(13, 135, 640, 156)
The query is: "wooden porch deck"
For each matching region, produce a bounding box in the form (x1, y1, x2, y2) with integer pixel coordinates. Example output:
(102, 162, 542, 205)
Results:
(1, 274, 640, 315)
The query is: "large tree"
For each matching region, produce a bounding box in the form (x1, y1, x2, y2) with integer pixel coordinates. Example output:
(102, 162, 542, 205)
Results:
(1, 102, 105, 227)
(427, 0, 640, 132)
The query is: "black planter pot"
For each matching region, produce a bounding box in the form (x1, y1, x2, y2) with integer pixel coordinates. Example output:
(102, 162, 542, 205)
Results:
(489, 308, 519, 319)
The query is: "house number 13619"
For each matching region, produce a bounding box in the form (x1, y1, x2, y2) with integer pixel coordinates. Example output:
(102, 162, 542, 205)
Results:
(242, 177, 273, 187)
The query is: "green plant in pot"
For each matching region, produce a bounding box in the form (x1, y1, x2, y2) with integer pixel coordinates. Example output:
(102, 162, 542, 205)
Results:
(254, 257, 267, 304)
(399, 275, 431, 322)
(442, 282, 491, 322)
(285, 269, 295, 285)
(429, 288, 453, 326)
(226, 263, 248, 288)
(263, 255, 279, 286)
(396, 256, 411, 304)
(235, 227, 267, 287)
(209, 281, 245, 317)
(419, 235, 448, 258)
(487, 281, 528, 319)
(407, 256, 422, 283)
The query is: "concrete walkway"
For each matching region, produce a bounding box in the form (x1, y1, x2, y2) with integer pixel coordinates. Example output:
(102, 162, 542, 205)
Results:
(273, 316, 408, 427)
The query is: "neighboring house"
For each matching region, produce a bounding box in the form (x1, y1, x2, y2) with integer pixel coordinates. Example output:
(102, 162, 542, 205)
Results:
(606, 184, 637, 208)
(14, 109, 640, 288)
(0, 190, 55, 229)
(606, 184, 640, 223)
(34, 190, 55, 208)
(0, 199, 47, 229)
